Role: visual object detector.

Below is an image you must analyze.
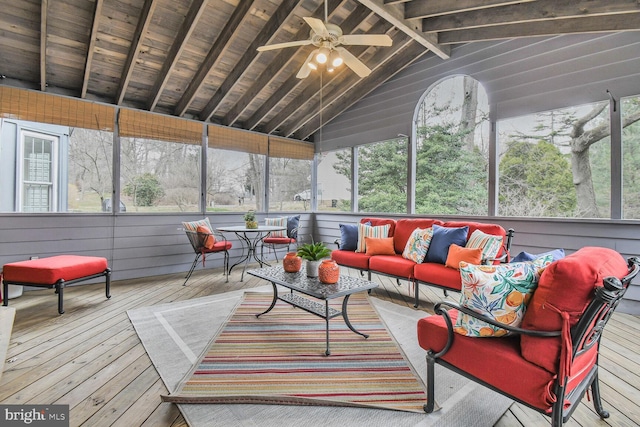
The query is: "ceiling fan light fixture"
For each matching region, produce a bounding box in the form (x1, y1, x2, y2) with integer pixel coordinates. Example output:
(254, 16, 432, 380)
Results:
(307, 60, 318, 71)
(329, 50, 343, 67)
(316, 47, 330, 64)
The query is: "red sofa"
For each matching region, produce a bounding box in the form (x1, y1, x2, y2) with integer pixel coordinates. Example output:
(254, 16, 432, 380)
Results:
(331, 217, 513, 307)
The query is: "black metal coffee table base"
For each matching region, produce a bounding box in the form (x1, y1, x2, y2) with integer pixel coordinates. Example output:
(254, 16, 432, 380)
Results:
(249, 265, 378, 356)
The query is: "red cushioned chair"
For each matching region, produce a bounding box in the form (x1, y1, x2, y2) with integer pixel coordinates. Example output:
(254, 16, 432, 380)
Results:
(417, 248, 639, 426)
(261, 216, 299, 262)
(184, 229, 231, 285)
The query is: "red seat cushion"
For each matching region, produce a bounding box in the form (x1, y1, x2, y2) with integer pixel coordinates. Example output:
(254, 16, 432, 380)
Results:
(520, 246, 629, 373)
(3, 255, 108, 285)
(204, 241, 232, 253)
(369, 255, 415, 279)
(331, 250, 371, 270)
(417, 311, 556, 411)
(413, 262, 463, 291)
(263, 237, 296, 245)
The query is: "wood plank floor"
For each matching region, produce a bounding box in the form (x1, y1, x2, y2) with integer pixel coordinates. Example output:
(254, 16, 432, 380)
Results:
(2, 262, 639, 427)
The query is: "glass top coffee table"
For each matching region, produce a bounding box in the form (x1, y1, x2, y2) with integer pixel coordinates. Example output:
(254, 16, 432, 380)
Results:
(247, 265, 378, 356)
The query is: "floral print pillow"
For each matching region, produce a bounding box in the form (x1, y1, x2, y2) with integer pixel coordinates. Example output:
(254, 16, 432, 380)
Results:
(402, 227, 434, 263)
(453, 254, 554, 337)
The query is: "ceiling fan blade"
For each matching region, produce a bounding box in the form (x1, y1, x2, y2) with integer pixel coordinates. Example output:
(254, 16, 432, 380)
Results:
(257, 40, 313, 52)
(336, 47, 371, 78)
(296, 51, 316, 79)
(303, 16, 329, 38)
(339, 34, 392, 47)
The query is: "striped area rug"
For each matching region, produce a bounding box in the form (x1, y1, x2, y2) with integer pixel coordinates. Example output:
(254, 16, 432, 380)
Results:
(162, 292, 429, 413)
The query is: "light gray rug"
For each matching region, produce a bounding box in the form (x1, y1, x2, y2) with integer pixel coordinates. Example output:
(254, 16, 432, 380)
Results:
(128, 286, 512, 427)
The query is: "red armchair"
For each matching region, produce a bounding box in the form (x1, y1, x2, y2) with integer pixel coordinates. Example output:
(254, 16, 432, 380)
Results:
(417, 247, 639, 426)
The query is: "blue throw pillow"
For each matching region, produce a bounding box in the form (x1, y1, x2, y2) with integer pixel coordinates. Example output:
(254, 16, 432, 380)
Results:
(425, 224, 469, 264)
(287, 215, 300, 239)
(339, 222, 369, 251)
(511, 248, 565, 263)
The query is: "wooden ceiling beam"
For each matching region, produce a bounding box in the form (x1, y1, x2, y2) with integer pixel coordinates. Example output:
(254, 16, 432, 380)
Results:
(438, 12, 640, 44)
(244, 3, 373, 132)
(355, 0, 450, 59)
(422, 0, 640, 33)
(295, 40, 427, 141)
(40, 0, 48, 91)
(405, 0, 536, 20)
(81, 0, 103, 98)
(173, 0, 255, 117)
(115, 0, 157, 105)
(198, 0, 300, 122)
(147, 0, 209, 111)
(223, 0, 346, 127)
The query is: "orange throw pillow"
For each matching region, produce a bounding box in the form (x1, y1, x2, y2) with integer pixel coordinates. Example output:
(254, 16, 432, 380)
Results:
(364, 237, 396, 255)
(445, 244, 482, 270)
(196, 224, 216, 249)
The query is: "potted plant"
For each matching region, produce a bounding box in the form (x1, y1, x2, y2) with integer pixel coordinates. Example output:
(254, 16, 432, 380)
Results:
(244, 210, 258, 229)
(297, 241, 332, 278)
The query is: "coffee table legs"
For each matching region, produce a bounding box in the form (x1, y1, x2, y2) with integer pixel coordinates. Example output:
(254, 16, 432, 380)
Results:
(256, 285, 368, 356)
(256, 282, 278, 317)
(341, 294, 369, 339)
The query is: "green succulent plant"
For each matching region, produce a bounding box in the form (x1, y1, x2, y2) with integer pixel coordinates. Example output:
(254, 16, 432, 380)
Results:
(297, 241, 331, 261)
(243, 210, 256, 222)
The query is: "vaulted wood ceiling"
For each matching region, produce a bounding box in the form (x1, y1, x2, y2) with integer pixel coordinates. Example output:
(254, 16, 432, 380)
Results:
(0, 0, 638, 142)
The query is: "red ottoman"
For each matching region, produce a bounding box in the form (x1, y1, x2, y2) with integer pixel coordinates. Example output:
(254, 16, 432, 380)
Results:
(2, 255, 111, 314)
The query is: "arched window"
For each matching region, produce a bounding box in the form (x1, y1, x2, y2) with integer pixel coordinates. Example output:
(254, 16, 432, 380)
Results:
(414, 75, 490, 215)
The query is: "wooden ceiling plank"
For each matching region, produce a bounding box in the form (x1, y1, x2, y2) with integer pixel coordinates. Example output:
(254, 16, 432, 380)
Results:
(81, 0, 104, 98)
(115, 0, 158, 105)
(223, 0, 346, 127)
(147, 0, 209, 111)
(40, 0, 48, 91)
(422, 0, 640, 33)
(355, 0, 450, 59)
(198, 0, 301, 122)
(295, 40, 428, 140)
(284, 30, 410, 138)
(405, 0, 537, 20)
(243, 1, 372, 132)
(173, 0, 255, 117)
(438, 12, 640, 44)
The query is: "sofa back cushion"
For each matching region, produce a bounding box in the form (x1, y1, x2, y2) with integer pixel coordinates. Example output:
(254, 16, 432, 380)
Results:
(443, 221, 507, 263)
(393, 218, 443, 254)
(360, 217, 396, 237)
(520, 246, 629, 373)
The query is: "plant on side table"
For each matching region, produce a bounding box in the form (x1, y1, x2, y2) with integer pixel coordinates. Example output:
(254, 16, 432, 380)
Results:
(244, 210, 258, 229)
(297, 241, 332, 278)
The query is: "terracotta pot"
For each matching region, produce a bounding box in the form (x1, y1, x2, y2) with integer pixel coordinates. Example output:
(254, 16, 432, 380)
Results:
(318, 259, 340, 284)
(283, 252, 302, 273)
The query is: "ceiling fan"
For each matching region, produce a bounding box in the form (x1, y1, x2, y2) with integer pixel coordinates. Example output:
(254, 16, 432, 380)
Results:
(257, 2, 392, 79)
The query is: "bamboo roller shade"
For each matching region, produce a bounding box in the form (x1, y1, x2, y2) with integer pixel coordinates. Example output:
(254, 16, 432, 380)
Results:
(268, 135, 315, 160)
(0, 87, 115, 131)
(208, 124, 268, 155)
(119, 109, 203, 144)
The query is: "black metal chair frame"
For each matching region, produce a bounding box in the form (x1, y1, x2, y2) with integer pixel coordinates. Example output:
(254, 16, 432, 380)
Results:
(184, 229, 230, 285)
(424, 256, 640, 426)
(261, 226, 298, 262)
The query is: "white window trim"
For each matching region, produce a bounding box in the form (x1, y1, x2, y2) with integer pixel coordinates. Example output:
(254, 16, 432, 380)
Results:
(17, 129, 59, 212)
